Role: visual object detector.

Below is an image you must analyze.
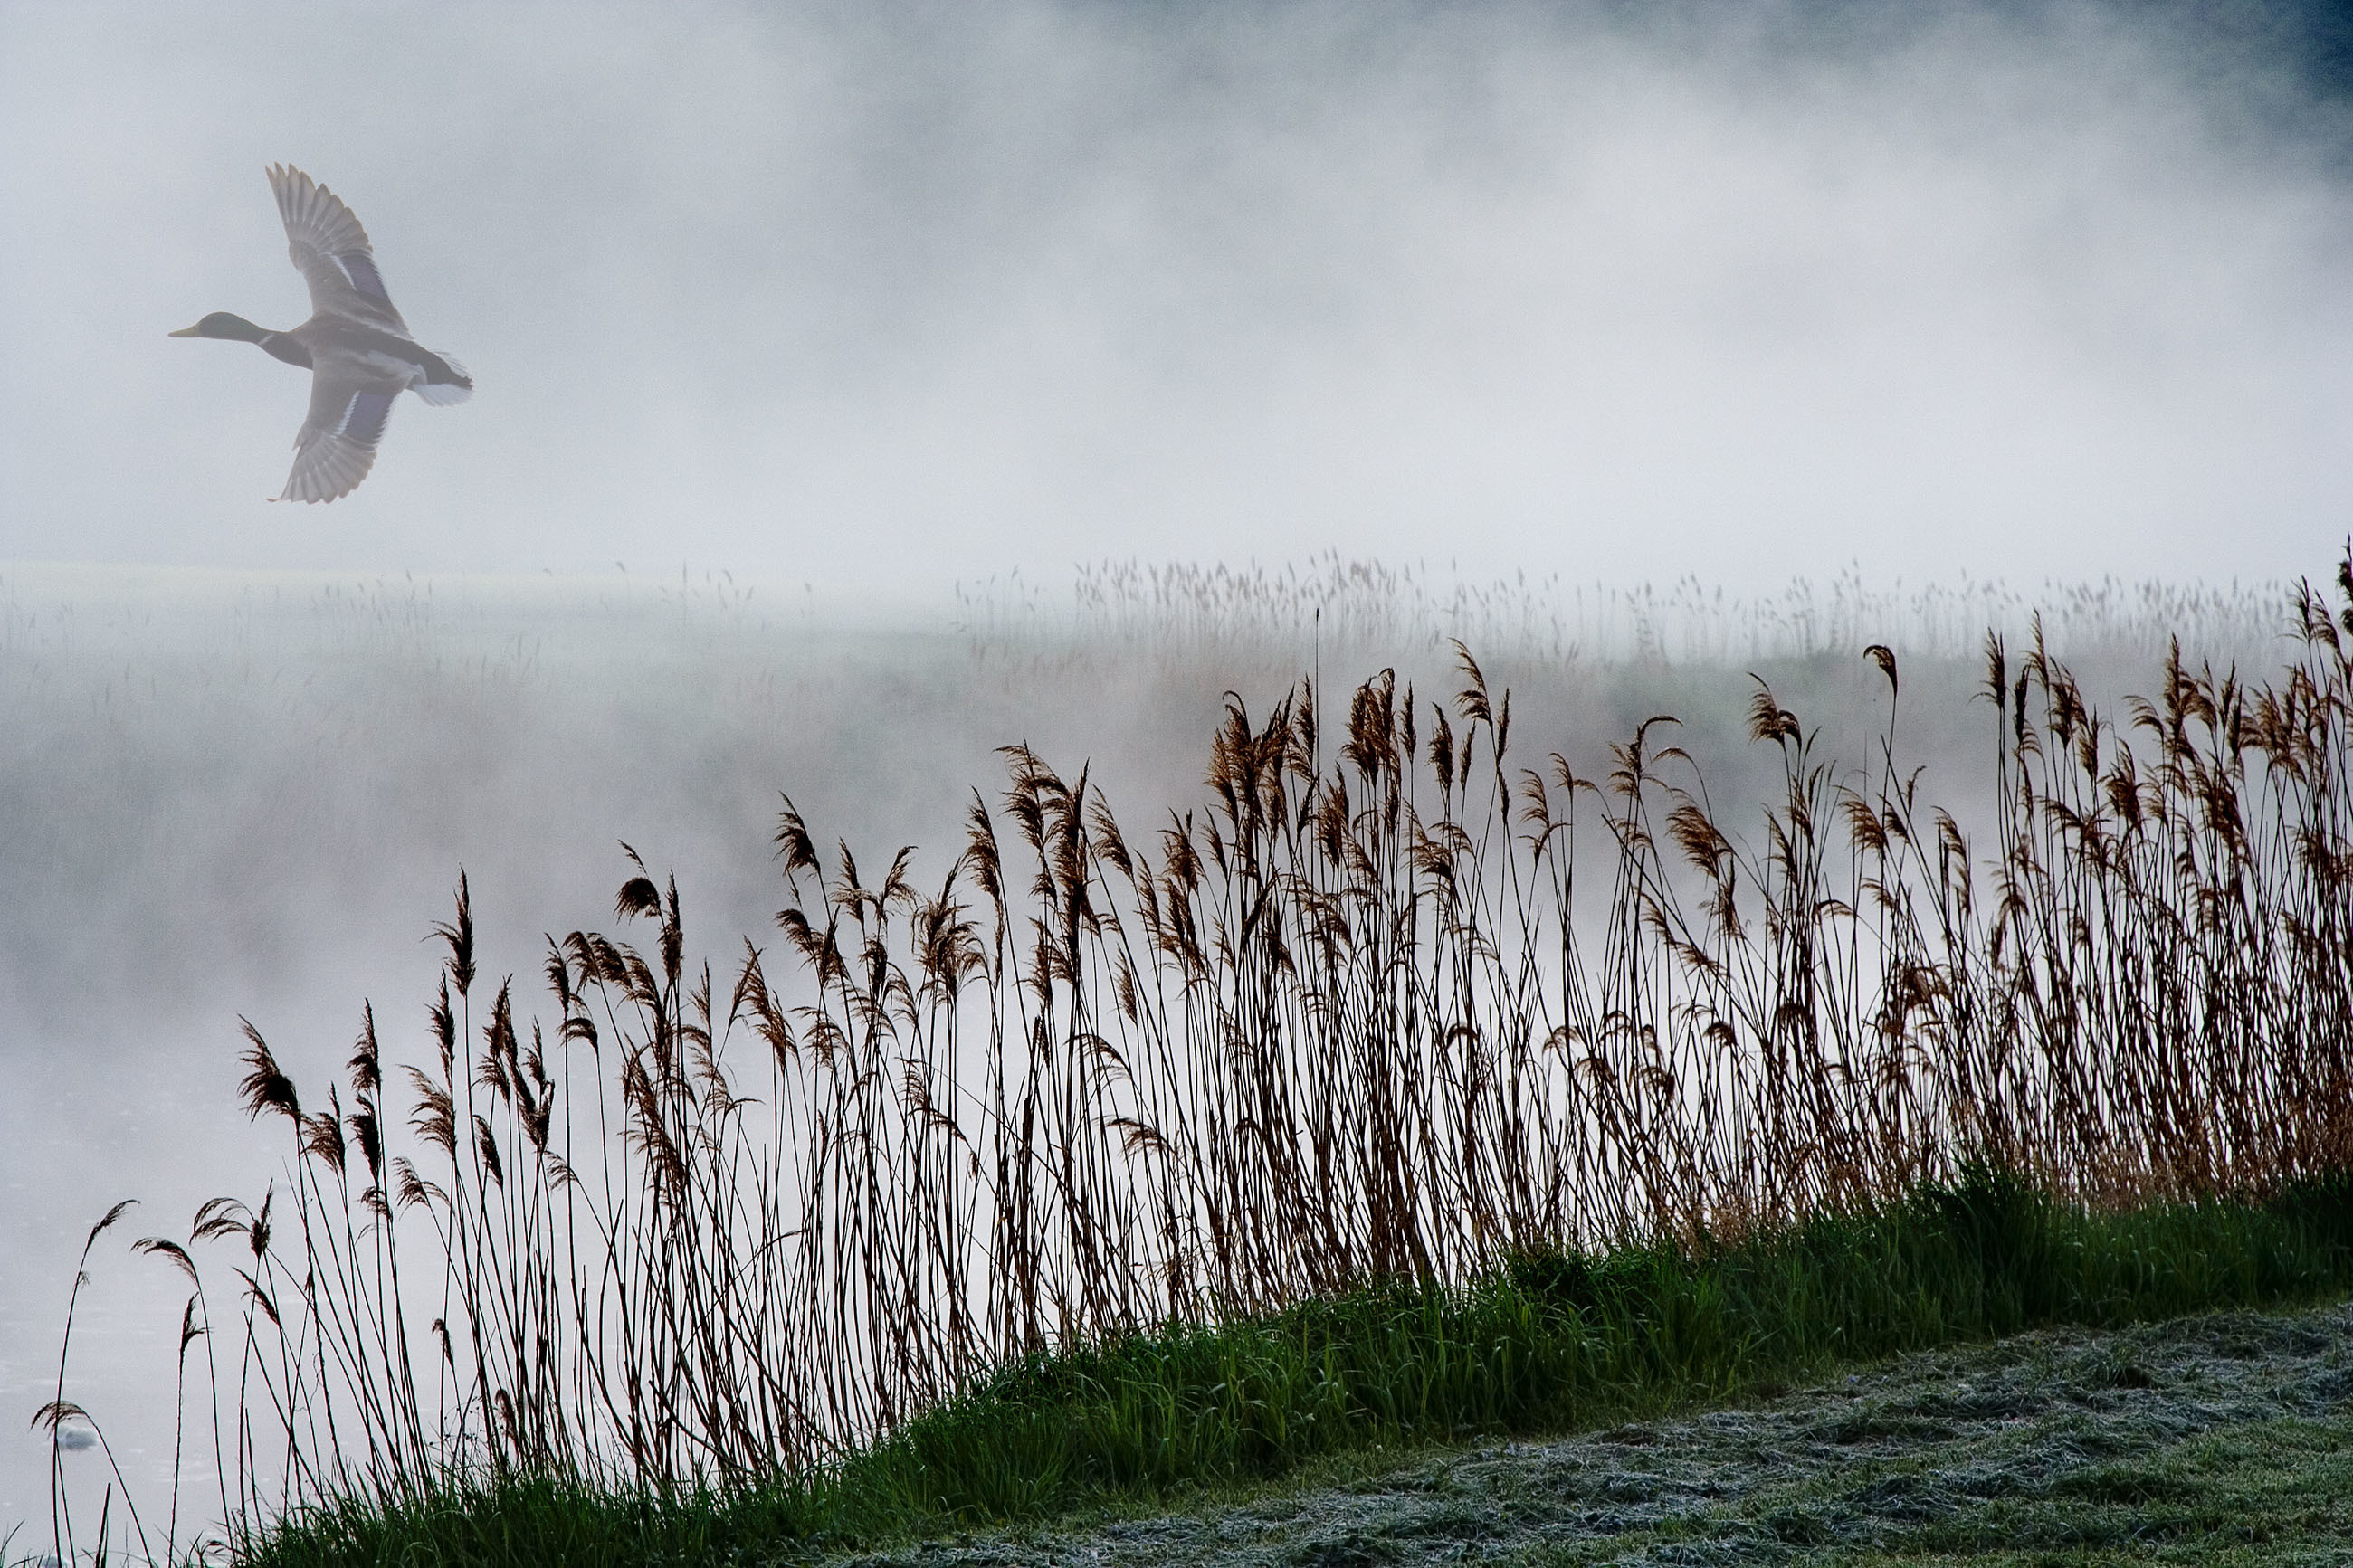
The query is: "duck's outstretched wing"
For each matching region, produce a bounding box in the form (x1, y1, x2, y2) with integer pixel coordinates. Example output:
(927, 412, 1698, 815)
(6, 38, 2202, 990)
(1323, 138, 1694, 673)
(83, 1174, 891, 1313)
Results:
(268, 164, 407, 331)
(279, 370, 396, 503)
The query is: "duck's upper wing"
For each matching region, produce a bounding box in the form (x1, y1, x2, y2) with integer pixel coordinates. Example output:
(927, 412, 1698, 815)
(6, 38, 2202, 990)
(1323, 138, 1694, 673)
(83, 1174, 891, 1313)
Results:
(268, 164, 407, 331)
(280, 368, 398, 503)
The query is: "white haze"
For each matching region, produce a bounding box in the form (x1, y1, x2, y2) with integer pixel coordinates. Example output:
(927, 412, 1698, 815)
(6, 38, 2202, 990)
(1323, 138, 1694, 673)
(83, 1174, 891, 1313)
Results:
(2, 0, 2350, 1537)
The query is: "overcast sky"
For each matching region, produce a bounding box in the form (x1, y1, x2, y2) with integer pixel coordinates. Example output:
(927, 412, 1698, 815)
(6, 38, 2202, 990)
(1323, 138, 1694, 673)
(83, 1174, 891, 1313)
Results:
(2, 0, 2349, 600)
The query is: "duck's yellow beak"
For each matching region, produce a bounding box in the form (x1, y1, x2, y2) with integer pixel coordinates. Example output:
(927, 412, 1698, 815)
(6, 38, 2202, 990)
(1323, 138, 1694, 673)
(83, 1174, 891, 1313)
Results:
(167, 324, 203, 337)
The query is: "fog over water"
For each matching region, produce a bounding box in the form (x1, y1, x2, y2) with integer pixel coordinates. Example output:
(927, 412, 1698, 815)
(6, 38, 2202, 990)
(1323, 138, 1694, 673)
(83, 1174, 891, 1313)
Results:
(3, 0, 2350, 1536)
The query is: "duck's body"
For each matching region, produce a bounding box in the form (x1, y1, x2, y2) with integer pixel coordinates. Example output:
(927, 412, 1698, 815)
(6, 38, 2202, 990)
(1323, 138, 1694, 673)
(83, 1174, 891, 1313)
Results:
(172, 165, 471, 503)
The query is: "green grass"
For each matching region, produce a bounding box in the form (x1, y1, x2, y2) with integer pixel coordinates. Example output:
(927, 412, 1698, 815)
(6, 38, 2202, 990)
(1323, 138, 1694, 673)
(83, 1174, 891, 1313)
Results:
(238, 1166, 2353, 1568)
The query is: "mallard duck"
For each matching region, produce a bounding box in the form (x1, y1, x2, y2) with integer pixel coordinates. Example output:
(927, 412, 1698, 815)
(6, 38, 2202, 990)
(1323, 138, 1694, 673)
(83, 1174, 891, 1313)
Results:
(171, 165, 472, 502)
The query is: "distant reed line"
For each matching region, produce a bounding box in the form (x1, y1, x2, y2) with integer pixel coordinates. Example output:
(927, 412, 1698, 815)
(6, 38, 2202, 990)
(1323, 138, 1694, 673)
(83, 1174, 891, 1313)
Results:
(41, 548, 2353, 1561)
(0, 557, 2278, 680)
(957, 553, 2286, 666)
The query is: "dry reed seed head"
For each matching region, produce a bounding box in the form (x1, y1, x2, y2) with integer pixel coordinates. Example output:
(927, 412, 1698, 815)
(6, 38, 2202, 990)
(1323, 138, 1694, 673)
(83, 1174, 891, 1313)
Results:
(2293, 581, 2339, 651)
(405, 1066, 456, 1155)
(1342, 670, 1396, 780)
(963, 791, 1006, 910)
(301, 1099, 348, 1174)
(1666, 803, 1735, 879)
(473, 1115, 503, 1188)
(433, 871, 477, 996)
(348, 1002, 381, 1097)
(662, 873, 685, 990)
(1983, 632, 2007, 709)
(1209, 700, 1250, 822)
(1005, 766, 1048, 854)
(830, 841, 877, 923)
(619, 946, 662, 1012)
(1513, 769, 1552, 837)
(188, 1195, 249, 1244)
(349, 1098, 384, 1177)
(485, 979, 519, 1071)
(776, 795, 823, 881)
(2069, 710, 2103, 778)
(1747, 679, 1800, 747)
(1288, 679, 1321, 781)
(1839, 793, 1890, 860)
(1865, 642, 1900, 697)
(1087, 794, 1133, 882)
(1633, 714, 1675, 780)
(133, 1235, 200, 1287)
(236, 1020, 302, 1125)
(1451, 641, 1493, 728)
(390, 1157, 433, 1210)
(559, 929, 597, 987)
(30, 1398, 90, 1435)
(881, 845, 920, 915)
(614, 875, 661, 921)
(776, 905, 820, 964)
(1161, 812, 1203, 894)
(431, 976, 456, 1077)
(1054, 763, 1095, 908)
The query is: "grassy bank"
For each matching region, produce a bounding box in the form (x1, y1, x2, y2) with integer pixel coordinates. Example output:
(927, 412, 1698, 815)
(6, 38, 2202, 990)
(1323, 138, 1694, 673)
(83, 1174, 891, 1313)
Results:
(243, 1168, 2353, 1568)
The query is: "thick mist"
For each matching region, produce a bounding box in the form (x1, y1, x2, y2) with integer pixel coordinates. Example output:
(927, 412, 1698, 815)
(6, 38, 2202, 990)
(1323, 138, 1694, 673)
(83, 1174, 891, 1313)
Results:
(4, 0, 2350, 1538)
(3, 2, 2349, 590)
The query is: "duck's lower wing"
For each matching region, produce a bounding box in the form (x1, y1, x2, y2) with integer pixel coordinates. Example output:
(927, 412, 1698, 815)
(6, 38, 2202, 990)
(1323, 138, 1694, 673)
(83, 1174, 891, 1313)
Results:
(281, 373, 396, 503)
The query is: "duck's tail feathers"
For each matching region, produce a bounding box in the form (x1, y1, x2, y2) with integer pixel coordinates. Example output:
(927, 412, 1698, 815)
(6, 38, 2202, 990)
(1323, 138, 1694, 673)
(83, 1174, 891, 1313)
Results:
(414, 354, 473, 407)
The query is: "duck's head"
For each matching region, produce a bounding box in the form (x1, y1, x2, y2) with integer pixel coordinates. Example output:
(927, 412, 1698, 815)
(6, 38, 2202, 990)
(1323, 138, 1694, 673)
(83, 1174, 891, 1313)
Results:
(168, 311, 270, 342)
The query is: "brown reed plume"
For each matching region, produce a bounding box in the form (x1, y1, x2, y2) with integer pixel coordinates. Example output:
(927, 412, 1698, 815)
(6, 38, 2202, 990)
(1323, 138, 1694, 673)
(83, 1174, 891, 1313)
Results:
(62, 546, 2353, 1554)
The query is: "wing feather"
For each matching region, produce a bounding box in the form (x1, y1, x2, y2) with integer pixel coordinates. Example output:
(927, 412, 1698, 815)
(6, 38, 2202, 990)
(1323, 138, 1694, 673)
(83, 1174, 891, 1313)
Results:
(268, 164, 406, 330)
(280, 374, 396, 503)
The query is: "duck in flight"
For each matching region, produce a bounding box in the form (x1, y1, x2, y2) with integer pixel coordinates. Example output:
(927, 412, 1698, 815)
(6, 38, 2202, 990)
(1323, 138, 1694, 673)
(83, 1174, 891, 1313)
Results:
(171, 165, 471, 502)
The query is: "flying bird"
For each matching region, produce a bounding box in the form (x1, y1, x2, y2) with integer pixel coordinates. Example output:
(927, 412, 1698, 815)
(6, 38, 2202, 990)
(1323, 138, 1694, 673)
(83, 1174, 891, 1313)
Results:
(171, 165, 472, 502)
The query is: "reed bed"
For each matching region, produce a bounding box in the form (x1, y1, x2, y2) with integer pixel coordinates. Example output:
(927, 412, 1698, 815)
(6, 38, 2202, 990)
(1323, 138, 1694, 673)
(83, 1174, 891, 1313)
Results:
(957, 552, 2284, 667)
(38, 548, 2353, 1563)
